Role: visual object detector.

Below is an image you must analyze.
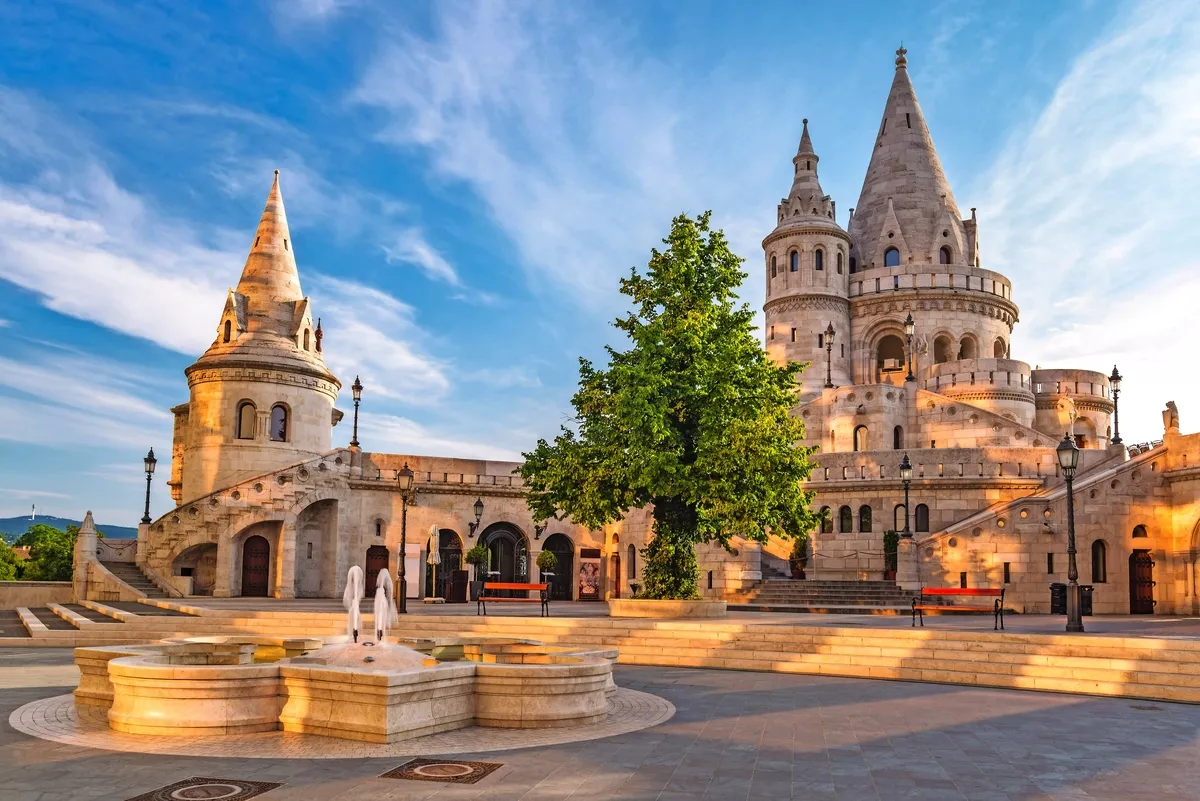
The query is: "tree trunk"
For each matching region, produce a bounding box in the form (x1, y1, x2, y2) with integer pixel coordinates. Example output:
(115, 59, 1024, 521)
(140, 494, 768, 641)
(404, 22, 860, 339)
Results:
(640, 497, 699, 599)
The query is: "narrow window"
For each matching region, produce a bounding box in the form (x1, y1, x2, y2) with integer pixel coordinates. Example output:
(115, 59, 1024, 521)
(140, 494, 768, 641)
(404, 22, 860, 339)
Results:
(814, 249, 824, 271)
(893, 275, 899, 289)
(284, 239, 289, 251)
(627, 544, 636, 579)
(255, 236, 260, 247)
(881, 118, 887, 135)
(1003, 562, 1011, 583)
(223, 319, 232, 343)
(269, 404, 288, 442)
(906, 112, 911, 128)
(771, 255, 777, 277)
(959, 572, 967, 589)
(893, 425, 903, 450)
(1091, 540, 1108, 583)
(884, 247, 901, 267)
(817, 333, 824, 348)
(915, 504, 929, 532)
(790, 328, 797, 342)
(840, 344, 844, 357)
(839, 506, 853, 533)
(894, 504, 906, 531)
(790, 251, 799, 272)
(303, 329, 310, 351)
(806, 160, 810, 170)
(1132, 524, 1148, 538)
(1047, 553, 1055, 574)
(375, 521, 383, 537)
(707, 571, 713, 590)
(858, 505, 873, 533)
(837, 253, 843, 274)
(853, 425, 868, 452)
(940, 246, 951, 264)
(849, 256, 857, 273)
(820, 507, 833, 534)
(236, 401, 256, 440)
(769, 326, 775, 340)
(306, 542, 313, 559)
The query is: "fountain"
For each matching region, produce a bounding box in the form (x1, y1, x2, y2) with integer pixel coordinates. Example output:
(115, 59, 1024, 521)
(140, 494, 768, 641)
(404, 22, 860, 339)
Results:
(68, 567, 621, 743)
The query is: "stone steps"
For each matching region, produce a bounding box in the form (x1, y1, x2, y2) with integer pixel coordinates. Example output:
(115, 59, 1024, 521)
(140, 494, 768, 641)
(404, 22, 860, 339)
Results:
(99, 561, 168, 598)
(728, 603, 910, 615)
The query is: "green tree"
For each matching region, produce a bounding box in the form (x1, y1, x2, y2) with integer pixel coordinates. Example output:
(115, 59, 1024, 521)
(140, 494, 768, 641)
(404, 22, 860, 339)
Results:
(519, 212, 821, 599)
(0, 540, 20, 581)
(15, 523, 77, 581)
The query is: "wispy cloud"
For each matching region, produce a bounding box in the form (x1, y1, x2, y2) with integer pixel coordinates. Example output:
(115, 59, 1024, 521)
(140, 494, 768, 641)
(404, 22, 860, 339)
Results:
(383, 227, 461, 286)
(0, 488, 71, 499)
(981, 2, 1200, 442)
(358, 412, 521, 461)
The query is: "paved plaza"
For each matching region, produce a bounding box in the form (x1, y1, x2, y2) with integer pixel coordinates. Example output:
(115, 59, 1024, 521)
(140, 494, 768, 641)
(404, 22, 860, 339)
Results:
(3, 646, 1200, 800)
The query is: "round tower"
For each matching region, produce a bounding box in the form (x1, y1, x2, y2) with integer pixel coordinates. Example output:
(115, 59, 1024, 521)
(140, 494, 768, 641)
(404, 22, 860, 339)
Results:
(173, 172, 341, 504)
(763, 120, 852, 400)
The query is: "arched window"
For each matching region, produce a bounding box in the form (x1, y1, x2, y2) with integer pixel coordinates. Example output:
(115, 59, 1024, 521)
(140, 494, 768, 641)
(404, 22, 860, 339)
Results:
(1132, 524, 1148, 538)
(627, 544, 636, 579)
(994, 337, 1006, 358)
(837, 252, 843, 274)
(839, 506, 853, 533)
(877, 335, 905, 376)
(375, 520, 383, 537)
(269, 404, 288, 442)
(958, 335, 978, 360)
(894, 504, 907, 531)
(236, 401, 256, 440)
(814, 249, 824, 271)
(819, 507, 833, 534)
(790, 251, 799, 272)
(303, 329, 310, 351)
(915, 504, 930, 532)
(939, 246, 951, 265)
(853, 425, 868, 452)
(859, 505, 873, 533)
(771, 255, 777, 278)
(223, 320, 232, 343)
(849, 256, 857, 274)
(884, 247, 900, 267)
(893, 425, 903, 450)
(1091, 540, 1108, 583)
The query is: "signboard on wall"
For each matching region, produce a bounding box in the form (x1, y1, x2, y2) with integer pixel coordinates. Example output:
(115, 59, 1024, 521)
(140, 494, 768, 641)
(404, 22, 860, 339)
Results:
(578, 548, 602, 601)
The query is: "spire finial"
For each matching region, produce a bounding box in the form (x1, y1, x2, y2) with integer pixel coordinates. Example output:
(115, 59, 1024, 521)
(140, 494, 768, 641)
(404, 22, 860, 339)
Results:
(896, 45, 908, 69)
(274, 168, 280, 177)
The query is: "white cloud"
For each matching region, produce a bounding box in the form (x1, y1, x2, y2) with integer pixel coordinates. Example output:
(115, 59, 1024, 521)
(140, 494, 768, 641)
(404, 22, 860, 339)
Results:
(0, 488, 71, 499)
(980, 2, 1200, 443)
(383, 228, 461, 286)
(357, 412, 521, 461)
(308, 275, 452, 404)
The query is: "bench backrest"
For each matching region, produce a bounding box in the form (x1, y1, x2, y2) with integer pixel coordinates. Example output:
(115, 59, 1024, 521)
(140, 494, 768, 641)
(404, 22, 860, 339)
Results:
(483, 582, 548, 591)
(920, 587, 1003, 597)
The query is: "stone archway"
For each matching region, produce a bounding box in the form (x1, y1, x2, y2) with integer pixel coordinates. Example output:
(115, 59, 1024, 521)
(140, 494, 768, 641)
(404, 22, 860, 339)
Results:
(172, 543, 218, 596)
(542, 533, 575, 601)
(294, 499, 338, 598)
(424, 529, 464, 601)
(229, 520, 281, 598)
(241, 535, 271, 597)
(479, 523, 530, 594)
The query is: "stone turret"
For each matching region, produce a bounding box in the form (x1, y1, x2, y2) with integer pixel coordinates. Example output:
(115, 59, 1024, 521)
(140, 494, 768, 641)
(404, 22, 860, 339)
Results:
(763, 120, 852, 400)
(169, 172, 342, 504)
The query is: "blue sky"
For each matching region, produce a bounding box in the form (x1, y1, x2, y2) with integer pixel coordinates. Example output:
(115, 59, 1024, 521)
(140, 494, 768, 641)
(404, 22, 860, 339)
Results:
(1, 0, 1198, 526)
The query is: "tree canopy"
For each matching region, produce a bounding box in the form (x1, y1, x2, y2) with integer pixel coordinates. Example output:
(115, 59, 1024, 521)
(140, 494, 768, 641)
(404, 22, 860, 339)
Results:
(519, 212, 820, 598)
(13, 523, 87, 581)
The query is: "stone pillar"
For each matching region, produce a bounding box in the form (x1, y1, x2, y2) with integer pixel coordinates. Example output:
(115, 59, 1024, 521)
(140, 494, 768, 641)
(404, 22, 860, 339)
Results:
(72, 511, 98, 603)
(275, 521, 297, 599)
(896, 537, 921, 591)
(136, 521, 150, 568)
(213, 537, 233, 598)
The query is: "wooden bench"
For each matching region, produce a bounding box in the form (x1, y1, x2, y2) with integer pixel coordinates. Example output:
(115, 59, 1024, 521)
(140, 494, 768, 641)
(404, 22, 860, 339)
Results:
(477, 582, 550, 617)
(912, 587, 1005, 630)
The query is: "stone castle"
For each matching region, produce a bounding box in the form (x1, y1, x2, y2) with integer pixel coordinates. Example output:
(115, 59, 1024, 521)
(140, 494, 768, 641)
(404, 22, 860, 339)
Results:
(74, 50, 1200, 615)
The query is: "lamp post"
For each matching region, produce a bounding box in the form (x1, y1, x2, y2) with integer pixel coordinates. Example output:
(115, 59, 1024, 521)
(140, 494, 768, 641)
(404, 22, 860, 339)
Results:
(468, 498, 484, 537)
(824, 322, 835, 389)
(899, 453, 913, 538)
(350, 376, 363, 448)
(1109, 366, 1122, 446)
(534, 520, 546, 541)
(140, 448, 157, 524)
(904, 313, 916, 382)
(1056, 433, 1084, 633)
(396, 463, 415, 614)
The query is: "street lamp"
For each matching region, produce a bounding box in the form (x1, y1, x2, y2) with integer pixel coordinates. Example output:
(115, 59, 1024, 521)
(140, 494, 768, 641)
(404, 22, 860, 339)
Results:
(899, 453, 913, 538)
(1109, 366, 1122, 446)
(904, 313, 916, 382)
(468, 498, 484, 537)
(350, 376, 363, 449)
(824, 322, 836, 389)
(140, 448, 157, 524)
(1056, 433, 1083, 633)
(534, 520, 546, 541)
(396, 463, 415, 614)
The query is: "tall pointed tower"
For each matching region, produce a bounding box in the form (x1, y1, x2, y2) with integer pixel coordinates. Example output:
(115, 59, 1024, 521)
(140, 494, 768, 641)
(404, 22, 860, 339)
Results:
(763, 120, 852, 400)
(169, 172, 342, 504)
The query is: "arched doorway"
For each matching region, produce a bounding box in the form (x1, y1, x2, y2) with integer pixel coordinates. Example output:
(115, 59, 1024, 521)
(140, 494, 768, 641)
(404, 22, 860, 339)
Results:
(1129, 550, 1155, 614)
(240, 535, 271, 597)
(424, 529, 464, 600)
(173, 543, 218, 596)
(610, 552, 622, 598)
(542, 533, 574, 601)
(480, 524, 529, 594)
(876, 335, 905, 381)
(364, 545, 390, 596)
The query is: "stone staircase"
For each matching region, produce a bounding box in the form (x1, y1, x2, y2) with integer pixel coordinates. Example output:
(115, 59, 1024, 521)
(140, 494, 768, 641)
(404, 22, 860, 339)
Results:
(727, 578, 919, 614)
(100, 561, 169, 598)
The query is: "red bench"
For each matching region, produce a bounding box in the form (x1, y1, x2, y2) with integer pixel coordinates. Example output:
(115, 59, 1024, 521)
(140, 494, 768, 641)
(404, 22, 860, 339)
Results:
(912, 587, 1005, 630)
(477, 582, 550, 617)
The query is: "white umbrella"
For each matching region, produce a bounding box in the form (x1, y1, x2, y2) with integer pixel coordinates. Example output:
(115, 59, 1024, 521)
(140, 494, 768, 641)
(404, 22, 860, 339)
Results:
(426, 526, 441, 599)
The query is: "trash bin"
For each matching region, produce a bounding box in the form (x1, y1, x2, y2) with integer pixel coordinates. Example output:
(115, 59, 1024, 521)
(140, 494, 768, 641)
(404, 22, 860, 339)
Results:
(1079, 584, 1094, 616)
(1050, 582, 1067, 615)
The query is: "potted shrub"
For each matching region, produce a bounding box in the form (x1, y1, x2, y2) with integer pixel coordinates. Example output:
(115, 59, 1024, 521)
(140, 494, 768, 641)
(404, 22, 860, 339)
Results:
(883, 529, 899, 581)
(536, 549, 558, 582)
(465, 544, 488, 601)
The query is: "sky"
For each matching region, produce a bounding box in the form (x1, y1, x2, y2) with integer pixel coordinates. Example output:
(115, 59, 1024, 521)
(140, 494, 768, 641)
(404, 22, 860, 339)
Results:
(1, 0, 1198, 526)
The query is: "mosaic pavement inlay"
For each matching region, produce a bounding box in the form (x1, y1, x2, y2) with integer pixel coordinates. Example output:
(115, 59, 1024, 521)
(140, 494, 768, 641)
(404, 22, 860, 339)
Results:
(124, 777, 283, 801)
(380, 757, 504, 784)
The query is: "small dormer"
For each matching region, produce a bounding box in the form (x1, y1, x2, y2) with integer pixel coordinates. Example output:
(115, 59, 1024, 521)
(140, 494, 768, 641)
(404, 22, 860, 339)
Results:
(217, 289, 247, 345)
(290, 297, 316, 353)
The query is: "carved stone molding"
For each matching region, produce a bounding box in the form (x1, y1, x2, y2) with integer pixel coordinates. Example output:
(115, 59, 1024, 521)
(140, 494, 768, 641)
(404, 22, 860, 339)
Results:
(764, 295, 851, 315)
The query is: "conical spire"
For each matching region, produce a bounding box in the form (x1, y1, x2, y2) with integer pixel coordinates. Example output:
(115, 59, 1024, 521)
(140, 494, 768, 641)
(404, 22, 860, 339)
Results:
(776, 118, 838, 225)
(235, 170, 304, 333)
(851, 48, 962, 268)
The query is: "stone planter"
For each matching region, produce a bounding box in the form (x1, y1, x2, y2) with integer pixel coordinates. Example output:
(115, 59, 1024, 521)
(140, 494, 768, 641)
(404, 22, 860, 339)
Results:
(606, 598, 727, 619)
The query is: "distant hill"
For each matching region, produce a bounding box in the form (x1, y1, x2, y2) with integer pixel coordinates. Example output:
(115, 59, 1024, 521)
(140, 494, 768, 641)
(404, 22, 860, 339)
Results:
(0, 515, 139, 543)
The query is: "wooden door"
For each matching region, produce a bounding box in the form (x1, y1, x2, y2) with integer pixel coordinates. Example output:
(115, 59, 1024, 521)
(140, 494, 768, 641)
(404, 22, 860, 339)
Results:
(543, 534, 574, 601)
(611, 553, 621, 599)
(240, 535, 270, 597)
(364, 546, 390, 595)
(1129, 550, 1155, 614)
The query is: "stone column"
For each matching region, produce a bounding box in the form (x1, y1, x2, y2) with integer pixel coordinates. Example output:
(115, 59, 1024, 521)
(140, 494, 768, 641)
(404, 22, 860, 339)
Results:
(896, 536, 921, 591)
(275, 521, 297, 599)
(213, 537, 233, 597)
(72, 511, 98, 603)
